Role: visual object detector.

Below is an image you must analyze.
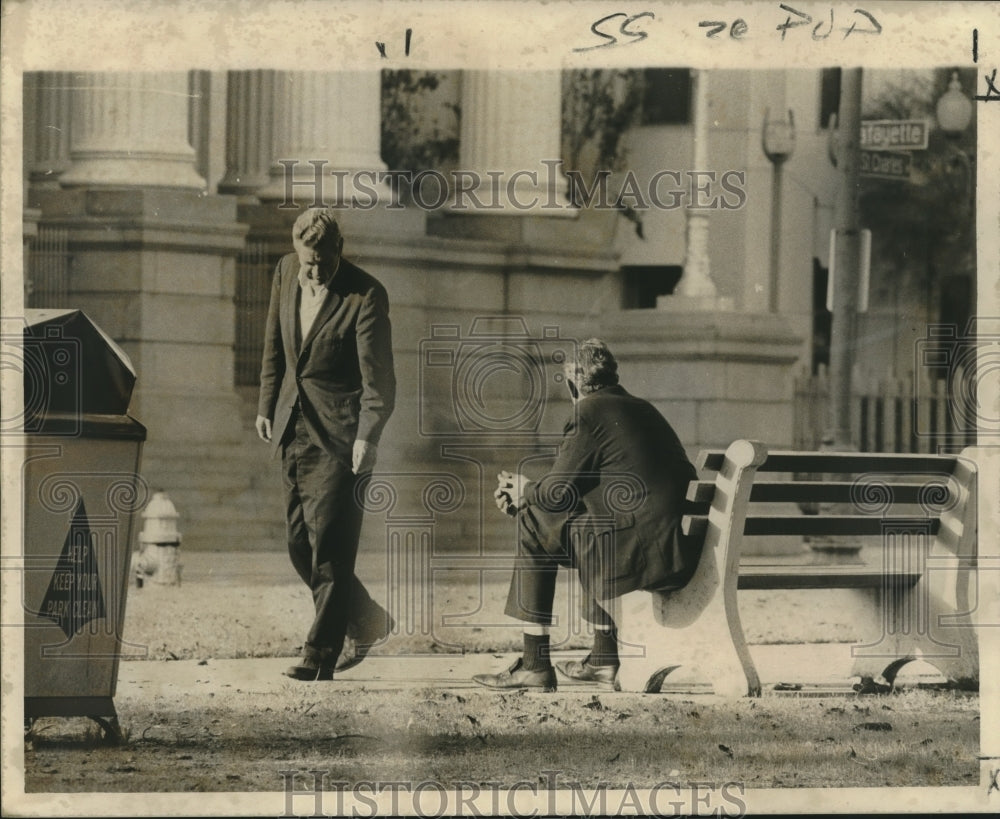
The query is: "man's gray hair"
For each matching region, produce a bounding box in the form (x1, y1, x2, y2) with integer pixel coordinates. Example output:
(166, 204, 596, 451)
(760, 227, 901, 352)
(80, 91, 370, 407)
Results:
(571, 338, 619, 393)
(292, 208, 343, 251)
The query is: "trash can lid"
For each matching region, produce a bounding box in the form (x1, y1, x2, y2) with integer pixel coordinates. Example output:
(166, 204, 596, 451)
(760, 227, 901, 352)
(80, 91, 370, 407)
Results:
(24, 309, 137, 417)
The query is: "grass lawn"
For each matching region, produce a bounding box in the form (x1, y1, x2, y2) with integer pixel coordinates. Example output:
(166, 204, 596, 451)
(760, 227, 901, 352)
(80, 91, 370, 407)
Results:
(25, 684, 980, 792)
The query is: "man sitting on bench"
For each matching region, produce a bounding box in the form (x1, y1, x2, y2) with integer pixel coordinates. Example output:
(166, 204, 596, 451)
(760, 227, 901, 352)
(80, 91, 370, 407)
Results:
(472, 339, 701, 692)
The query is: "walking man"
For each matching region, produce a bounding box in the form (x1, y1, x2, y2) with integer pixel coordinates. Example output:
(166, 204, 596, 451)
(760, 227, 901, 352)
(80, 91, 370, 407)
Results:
(256, 208, 396, 680)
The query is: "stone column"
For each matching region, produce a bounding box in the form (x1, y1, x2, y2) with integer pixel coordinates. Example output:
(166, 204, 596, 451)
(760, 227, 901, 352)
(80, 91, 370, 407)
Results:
(257, 71, 388, 205)
(29, 70, 246, 446)
(58, 72, 204, 190)
(23, 71, 73, 188)
(453, 70, 571, 214)
(676, 69, 718, 299)
(218, 70, 276, 197)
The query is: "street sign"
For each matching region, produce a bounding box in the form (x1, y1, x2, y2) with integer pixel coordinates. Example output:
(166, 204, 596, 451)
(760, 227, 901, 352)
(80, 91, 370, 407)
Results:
(859, 149, 912, 179)
(860, 119, 929, 151)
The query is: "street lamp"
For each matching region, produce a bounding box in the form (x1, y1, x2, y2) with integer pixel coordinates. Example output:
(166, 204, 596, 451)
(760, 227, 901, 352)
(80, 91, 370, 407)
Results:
(936, 71, 973, 136)
(762, 108, 795, 313)
(932, 71, 976, 448)
(935, 71, 975, 206)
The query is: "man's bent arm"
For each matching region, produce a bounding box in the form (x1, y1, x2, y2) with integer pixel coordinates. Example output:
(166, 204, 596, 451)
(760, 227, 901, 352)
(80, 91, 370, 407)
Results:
(524, 416, 598, 513)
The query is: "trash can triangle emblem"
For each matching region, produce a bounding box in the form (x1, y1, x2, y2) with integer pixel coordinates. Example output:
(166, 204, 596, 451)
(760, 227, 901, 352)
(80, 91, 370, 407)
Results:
(39, 498, 107, 638)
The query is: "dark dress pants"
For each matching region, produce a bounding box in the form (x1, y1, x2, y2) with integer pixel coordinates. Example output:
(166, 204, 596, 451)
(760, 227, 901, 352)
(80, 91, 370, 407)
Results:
(503, 502, 614, 629)
(282, 410, 381, 662)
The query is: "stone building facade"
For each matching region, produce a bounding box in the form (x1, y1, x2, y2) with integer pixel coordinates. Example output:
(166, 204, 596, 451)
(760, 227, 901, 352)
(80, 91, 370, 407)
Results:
(22, 69, 964, 551)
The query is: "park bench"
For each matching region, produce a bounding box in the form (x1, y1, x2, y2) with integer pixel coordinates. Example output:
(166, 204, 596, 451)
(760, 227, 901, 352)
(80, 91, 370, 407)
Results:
(608, 439, 980, 696)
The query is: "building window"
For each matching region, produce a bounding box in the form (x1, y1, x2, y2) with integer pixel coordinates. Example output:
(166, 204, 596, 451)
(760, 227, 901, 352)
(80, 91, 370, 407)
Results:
(819, 68, 841, 130)
(622, 265, 684, 308)
(641, 69, 692, 125)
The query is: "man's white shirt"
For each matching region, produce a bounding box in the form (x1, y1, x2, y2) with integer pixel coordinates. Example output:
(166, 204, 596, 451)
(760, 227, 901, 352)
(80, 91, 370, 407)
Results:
(297, 265, 328, 341)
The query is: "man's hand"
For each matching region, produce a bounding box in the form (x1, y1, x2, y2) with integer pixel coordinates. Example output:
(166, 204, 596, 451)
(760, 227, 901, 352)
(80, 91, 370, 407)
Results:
(353, 439, 378, 475)
(255, 415, 272, 443)
(496, 470, 530, 508)
(493, 486, 518, 517)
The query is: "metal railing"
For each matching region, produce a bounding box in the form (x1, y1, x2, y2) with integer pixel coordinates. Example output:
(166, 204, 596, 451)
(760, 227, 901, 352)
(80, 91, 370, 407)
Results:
(793, 365, 977, 453)
(26, 227, 70, 308)
(25, 229, 274, 389)
(234, 240, 275, 387)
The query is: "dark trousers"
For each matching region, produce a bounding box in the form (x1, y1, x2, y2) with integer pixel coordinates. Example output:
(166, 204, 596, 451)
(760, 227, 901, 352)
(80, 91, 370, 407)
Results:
(282, 411, 389, 661)
(503, 503, 614, 629)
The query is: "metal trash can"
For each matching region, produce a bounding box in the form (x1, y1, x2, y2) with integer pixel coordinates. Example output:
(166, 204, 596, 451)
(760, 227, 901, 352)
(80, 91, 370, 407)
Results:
(20, 309, 147, 743)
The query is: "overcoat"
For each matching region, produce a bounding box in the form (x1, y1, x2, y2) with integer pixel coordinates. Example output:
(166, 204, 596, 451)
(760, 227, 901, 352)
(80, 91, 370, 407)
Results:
(522, 384, 699, 601)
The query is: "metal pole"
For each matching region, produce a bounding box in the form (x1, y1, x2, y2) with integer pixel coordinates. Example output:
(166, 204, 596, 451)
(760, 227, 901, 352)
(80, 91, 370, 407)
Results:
(768, 161, 784, 313)
(826, 68, 863, 449)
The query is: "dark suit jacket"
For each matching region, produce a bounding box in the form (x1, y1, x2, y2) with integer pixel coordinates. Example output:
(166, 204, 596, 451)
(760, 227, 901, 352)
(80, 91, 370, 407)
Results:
(523, 384, 698, 601)
(257, 253, 396, 463)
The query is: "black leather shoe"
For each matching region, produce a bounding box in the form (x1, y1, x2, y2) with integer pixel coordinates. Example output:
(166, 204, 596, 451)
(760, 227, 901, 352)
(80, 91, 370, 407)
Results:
(555, 655, 619, 690)
(283, 658, 334, 681)
(472, 658, 557, 691)
(337, 613, 395, 672)
(335, 637, 373, 672)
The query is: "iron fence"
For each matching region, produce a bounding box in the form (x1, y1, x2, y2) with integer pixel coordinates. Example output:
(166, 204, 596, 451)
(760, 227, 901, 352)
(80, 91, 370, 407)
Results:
(234, 240, 275, 387)
(26, 227, 69, 308)
(793, 365, 977, 453)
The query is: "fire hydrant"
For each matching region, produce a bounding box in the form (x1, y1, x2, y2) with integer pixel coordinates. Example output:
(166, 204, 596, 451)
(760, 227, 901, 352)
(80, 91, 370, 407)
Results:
(135, 491, 182, 586)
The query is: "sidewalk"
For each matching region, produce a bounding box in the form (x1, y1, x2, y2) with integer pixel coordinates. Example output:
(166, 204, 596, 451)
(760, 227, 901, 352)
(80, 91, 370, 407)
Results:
(119, 643, 937, 700)
(125, 550, 948, 697)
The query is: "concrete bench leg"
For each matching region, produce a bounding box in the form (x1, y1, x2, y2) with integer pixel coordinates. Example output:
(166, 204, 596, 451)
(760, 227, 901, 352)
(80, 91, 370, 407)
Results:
(851, 475, 980, 690)
(610, 438, 767, 696)
(613, 595, 756, 696)
(609, 546, 761, 697)
(850, 565, 979, 688)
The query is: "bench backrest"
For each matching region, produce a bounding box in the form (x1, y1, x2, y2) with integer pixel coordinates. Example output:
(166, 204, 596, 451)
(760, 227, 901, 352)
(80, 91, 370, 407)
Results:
(683, 441, 978, 562)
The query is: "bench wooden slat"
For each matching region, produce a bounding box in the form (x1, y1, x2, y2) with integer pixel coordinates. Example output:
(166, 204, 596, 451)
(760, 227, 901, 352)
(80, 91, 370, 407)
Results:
(686, 480, 936, 506)
(744, 515, 942, 537)
(699, 450, 958, 475)
(683, 514, 941, 540)
(737, 565, 922, 590)
(682, 516, 705, 539)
